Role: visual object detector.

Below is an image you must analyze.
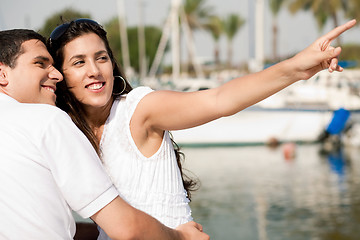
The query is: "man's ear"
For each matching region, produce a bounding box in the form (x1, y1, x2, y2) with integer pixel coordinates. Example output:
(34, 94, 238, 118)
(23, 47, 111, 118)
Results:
(0, 62, 9, 86)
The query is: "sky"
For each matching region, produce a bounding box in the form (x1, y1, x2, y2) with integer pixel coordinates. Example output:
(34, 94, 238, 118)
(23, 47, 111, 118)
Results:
(1, 0, 359, 65)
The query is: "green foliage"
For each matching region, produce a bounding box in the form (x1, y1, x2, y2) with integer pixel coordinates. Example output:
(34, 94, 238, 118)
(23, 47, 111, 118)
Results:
(222, 14, 245, 40)
(38, 9, 164, 75)
(184, 0, 214, 29)
(104, 17, 164, 73)
(340, 44, 360, 63)
(103, 18, 122, 66)
(39, 8, 91, 38)
(204, 15, 223, 41)
(269, 0, 287, 16)
(288, 0, 348, 31)
(346, 0, 360, 20)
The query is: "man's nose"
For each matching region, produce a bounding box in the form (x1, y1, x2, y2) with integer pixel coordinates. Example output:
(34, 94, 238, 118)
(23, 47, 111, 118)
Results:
(49, 66, 63, 82)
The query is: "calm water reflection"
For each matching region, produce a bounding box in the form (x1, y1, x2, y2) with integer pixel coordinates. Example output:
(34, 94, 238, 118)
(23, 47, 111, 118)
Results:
(184, 144, 360, 240)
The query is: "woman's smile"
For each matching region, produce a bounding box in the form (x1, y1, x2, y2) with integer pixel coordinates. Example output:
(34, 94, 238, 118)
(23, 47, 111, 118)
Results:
(86, 82, 106, 91)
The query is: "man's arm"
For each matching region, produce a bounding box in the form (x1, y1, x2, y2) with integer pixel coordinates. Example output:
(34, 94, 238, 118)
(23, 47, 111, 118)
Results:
(42, 110, 208, 239)
(91, 197, 209, 240)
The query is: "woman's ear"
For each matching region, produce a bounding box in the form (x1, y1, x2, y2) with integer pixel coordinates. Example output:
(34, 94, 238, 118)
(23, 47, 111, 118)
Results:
(0, 62, 9, 86)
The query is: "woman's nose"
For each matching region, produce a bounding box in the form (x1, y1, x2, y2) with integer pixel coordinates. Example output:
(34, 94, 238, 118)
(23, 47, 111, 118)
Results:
(87, 61, 100, 77)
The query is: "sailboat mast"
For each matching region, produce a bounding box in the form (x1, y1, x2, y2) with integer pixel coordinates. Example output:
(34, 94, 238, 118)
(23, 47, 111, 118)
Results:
(137, 0, 147, 79)
(248, 0, 265, 72)
(117, 0, 132, 77)
(149, 0, 203, 81)
(179, 5, 204, 78)
(171, 0, 181, 82)
(255, 0, 265, 70)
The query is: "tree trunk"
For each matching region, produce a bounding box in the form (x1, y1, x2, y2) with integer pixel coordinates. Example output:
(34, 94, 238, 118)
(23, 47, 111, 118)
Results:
(227, 39, 233, 69)
(214, 41, 220, 69)
(272, 17, 278, 62)
(332, 12, 341, 46)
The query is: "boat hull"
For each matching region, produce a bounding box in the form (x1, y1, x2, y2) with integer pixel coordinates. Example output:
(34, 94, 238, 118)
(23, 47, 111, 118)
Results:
(172, 108, 334, 147)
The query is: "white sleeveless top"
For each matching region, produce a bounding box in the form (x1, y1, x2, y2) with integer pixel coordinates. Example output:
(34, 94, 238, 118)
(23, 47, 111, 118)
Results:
(97, 87, 192, 239)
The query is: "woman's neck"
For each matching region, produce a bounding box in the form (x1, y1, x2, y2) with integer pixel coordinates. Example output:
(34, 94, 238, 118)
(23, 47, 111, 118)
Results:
(83, 98, 113, 143)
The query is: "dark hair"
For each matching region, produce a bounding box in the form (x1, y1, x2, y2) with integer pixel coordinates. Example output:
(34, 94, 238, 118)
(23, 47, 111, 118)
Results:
(47, 19, 198, 199)
(0, 29, 46, 68)
(48, 20, 131, 155)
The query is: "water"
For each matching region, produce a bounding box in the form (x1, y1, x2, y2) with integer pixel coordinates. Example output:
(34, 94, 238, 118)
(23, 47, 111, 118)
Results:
(183, 144, 360, 240)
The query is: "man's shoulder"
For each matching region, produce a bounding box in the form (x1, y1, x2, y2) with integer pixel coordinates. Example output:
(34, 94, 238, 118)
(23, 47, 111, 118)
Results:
(12, 103, 71, 127)
(28, 103, 64, 113)
(23, 103, 68, 118)
(0, 103, 75, 147)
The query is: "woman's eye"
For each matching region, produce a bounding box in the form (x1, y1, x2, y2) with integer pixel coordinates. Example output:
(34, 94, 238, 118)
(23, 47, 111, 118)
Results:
(98, 56, 109, 61)
(73, 60, 84, 66)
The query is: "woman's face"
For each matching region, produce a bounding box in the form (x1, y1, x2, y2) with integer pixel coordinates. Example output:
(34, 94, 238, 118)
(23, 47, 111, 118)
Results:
(61, 33, 114, 110)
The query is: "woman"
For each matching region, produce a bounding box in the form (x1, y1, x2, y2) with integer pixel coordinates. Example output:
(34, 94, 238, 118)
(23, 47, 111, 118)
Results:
(48, 18, 355, 238)
(48, 19, 197, 234)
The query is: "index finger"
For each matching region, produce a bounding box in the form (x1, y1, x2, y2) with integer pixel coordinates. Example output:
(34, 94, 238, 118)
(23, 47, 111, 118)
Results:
(321, 19, 356, 42)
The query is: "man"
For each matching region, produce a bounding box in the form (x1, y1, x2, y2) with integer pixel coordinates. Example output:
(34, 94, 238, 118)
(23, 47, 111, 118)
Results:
(0, 29, 209, 240)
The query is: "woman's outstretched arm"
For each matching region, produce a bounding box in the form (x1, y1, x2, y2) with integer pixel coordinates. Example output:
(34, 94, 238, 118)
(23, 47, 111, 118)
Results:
(134, 20, 356, 132)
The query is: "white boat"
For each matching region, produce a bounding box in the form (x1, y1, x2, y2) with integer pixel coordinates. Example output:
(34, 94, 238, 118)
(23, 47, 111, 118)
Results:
(257, 70, 360, 111)
(171, 70, 360, 146)
(172, 108, 334, 146)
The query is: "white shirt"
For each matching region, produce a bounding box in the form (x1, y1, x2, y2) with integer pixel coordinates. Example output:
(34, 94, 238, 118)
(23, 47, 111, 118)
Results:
(0, 93, 118, 240)
(97, 87, 192, 240)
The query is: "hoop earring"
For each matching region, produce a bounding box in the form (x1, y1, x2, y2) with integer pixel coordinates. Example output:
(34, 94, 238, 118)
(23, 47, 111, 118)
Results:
(113, 76, 126, 96)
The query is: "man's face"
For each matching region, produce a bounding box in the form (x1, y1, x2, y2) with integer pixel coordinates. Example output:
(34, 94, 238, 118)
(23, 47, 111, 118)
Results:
(1, 39, 63, 105)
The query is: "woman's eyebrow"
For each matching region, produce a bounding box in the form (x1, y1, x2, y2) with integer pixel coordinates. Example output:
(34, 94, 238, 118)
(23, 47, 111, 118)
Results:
(94, 50, 108, 56)
(68, 54, 85, 62)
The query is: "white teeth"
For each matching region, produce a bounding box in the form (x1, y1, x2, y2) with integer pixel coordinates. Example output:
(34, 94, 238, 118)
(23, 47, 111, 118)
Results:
(44, 86, 55, 93)
(88, 83, 103, 90)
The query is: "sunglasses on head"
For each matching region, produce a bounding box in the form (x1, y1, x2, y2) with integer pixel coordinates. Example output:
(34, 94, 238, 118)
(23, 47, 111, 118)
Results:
(49, 18, 100, 46)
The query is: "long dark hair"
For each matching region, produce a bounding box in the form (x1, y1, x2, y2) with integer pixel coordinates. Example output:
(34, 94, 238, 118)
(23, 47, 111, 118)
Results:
(47, 19, 198, 199)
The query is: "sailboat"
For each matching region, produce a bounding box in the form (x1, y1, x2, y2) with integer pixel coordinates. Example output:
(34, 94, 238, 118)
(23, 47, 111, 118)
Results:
(128, 0, 360, 146)
(171, 69, 360, 146)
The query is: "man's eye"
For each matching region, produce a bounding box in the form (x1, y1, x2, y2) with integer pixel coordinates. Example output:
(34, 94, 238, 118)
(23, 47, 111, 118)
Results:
(35, 61, 45, 67)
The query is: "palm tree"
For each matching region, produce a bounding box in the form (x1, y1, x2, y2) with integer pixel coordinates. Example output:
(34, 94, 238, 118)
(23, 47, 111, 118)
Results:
(346, 0, 360, 21)
(105, 18, 163, 75)
(288, 0, 348, 45)
(313, 9, 329, 32)
(182, 0, 213, 73)
(222, 13, 245, 68)
(204, 15, 223, 68)
(269, 0, 287, 62)
(183, 0, 213, 29)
